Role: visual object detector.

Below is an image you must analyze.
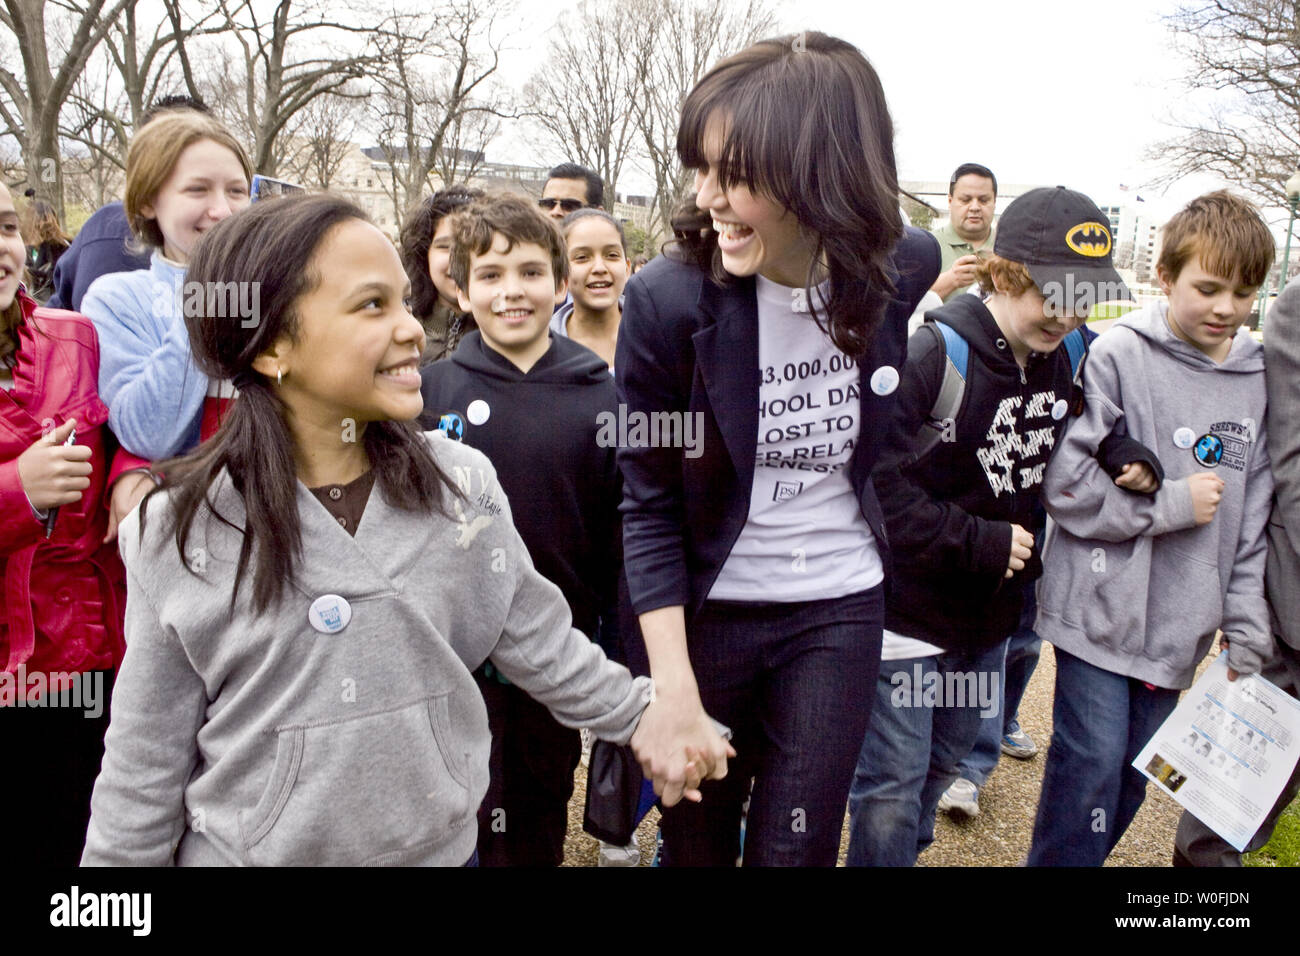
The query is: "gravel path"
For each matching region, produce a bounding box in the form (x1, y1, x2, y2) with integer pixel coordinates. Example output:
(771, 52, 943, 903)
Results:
(562, 642, 1202, 867)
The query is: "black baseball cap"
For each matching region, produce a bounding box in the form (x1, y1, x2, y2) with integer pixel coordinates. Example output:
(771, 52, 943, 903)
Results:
(994, 186, 1130, 307)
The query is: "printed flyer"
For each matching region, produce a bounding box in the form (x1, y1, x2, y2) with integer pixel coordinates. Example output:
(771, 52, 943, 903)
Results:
(1134, 655, 1300, 851)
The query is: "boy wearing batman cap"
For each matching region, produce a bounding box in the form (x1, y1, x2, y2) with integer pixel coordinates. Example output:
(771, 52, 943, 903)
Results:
(847, 186, 1145, 866)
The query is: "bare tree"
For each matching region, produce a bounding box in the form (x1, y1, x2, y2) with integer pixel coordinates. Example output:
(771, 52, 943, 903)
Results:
(59, 51, 130, 205)
(434, 105, 497, 187)
(279, 88, 360, 189)
(101, 0, 221, 129)
(0, 0, 133, 216)
(1150, 0, 1300, 209)
(628, 0, 779, 239)
(367, 0, 510, 232)
(523, 0, 650, 212)
(52, 0, 230, 193)
(196, 0, 382, 175)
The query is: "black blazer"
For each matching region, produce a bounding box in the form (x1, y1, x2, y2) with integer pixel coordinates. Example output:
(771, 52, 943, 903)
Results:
(614, 226, 941, 619)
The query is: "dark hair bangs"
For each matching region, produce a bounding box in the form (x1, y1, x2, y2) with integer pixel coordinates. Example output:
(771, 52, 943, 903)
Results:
(677, 43, 796, 203)
(671, 32, 905, 357)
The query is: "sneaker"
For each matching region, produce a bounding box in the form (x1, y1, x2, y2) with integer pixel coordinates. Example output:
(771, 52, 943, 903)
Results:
(938, 777, 980, 818)
(598, 834, 641, 867)
(1001, 728, 1038, 759)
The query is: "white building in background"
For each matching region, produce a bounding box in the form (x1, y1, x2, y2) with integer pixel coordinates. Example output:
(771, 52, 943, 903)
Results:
(291, 141, 661, 241)
(1112, 201, 1163, 286)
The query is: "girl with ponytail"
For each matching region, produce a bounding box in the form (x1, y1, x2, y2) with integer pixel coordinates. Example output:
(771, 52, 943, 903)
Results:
(81, 194, 701, 866)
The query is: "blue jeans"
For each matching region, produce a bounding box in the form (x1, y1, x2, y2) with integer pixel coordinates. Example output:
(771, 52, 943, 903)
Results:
(657, 587, 883, 867)
(846, 640, 1003, 866)
(959, 587, 1043, 786)
(1028, 648, 1180, 866)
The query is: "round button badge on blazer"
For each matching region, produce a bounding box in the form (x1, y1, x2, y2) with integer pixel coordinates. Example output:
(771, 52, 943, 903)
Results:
(309, 594, 352, 634)
(870, 365, 899, 396)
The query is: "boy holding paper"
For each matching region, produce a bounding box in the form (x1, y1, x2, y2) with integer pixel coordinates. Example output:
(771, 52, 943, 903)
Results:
(1028, 191, 1276, 867)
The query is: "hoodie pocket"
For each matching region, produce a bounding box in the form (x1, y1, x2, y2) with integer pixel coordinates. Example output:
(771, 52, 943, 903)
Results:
(239, 694, 477, 866)
(1076, 537, 1145, 650)
(1143, 548, 1223, 661)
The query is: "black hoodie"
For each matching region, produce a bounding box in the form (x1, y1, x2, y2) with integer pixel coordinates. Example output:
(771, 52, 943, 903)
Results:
(872, 293, 1077, 651)
(418, 330, 620, 640)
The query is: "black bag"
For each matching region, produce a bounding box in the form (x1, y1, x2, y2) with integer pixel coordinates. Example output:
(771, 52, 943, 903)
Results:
(582, 741, 646, 845)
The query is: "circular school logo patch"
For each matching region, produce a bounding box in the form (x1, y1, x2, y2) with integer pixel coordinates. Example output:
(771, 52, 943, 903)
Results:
(1194, 434, 1224, 467)
(437, 412, 465, 441)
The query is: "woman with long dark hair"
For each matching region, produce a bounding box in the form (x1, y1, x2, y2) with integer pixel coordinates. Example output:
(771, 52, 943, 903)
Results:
(616, 32, 939, 866)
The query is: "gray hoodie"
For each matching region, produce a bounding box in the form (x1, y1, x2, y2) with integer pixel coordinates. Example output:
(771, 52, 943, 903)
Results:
(82, 432, 650, 866)
(1036, 301, 1273, 688)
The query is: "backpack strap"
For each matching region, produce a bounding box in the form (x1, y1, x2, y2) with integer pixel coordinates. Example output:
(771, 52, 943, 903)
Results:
(1063, 326, 1090, 416)
(1063, 327, 1087, 383)
(907, 320, 969, 463)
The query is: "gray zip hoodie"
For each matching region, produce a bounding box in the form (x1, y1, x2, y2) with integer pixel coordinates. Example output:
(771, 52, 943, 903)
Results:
(82, 432, 650, 866)
(1036, 301, 1272, 688)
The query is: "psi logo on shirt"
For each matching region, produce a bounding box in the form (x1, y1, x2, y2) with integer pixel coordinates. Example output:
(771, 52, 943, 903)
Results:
(1193, 421, 1249, 472)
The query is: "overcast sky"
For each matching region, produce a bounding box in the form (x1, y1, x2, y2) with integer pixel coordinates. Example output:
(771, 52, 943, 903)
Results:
(499, 0, 1278, 226)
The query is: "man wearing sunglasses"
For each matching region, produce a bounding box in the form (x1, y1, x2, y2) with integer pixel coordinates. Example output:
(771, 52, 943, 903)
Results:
(539, 163, 604, 221)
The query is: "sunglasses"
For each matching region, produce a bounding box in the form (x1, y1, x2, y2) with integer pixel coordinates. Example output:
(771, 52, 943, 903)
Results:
(538, 197, 585, 213)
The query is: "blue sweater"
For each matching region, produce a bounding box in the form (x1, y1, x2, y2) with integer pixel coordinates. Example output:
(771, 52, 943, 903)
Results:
(46, 202, 150, 312)
(82, 252, 207, 459)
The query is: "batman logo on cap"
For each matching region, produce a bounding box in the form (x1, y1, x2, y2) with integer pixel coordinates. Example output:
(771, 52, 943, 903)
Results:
(1065, 222, 1111, 257)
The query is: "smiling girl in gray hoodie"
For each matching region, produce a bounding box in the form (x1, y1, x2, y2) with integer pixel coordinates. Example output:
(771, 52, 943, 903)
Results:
(80, 194, 711, 867)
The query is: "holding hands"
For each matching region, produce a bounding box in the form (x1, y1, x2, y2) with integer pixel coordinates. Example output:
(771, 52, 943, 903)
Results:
(630, 687, 735, 807)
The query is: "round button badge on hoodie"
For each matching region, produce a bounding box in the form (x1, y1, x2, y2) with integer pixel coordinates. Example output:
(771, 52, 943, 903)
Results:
(467, 399, 491, 426)
(309, 594, 352, 634)
(1051, 399, 1068, 420)
(1173, 427, 1196, 450)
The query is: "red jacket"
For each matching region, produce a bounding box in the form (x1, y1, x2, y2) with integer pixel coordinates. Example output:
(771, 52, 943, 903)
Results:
(1, 289, 126, 695)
